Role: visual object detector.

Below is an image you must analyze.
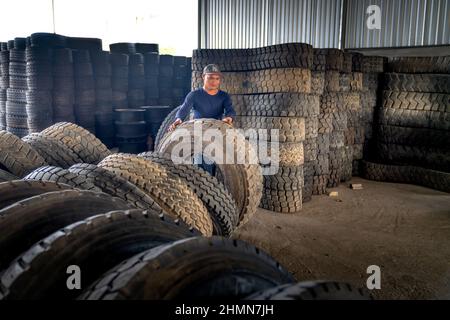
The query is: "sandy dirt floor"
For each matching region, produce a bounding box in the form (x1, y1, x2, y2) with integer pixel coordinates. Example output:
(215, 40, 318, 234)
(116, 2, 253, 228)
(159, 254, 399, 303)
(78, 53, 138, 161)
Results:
(234, 177, 450, 300)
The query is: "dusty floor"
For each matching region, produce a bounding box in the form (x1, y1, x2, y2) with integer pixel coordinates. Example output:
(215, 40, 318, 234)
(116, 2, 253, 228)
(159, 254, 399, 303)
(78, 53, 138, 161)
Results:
(234, 177, 450, 300)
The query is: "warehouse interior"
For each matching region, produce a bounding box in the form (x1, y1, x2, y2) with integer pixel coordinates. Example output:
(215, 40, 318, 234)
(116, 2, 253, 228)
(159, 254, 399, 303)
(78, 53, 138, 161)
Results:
(0, 0, 448, 301)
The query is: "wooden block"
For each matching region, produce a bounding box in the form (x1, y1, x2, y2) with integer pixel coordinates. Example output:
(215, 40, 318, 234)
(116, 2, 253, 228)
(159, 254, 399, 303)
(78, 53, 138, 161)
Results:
(350, 183, 363, 190)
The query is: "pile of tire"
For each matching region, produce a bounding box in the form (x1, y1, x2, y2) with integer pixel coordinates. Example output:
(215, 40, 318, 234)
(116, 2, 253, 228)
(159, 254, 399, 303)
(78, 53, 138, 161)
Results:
(114, 108, 148, 153)
(172, 56, 189, 106)
(73, 50, 96, 133)
(25, 47, 54, 133)
(6, 47, 28, 137)
(0, 47, 9, 131)
(111, 52, 129, 109)
(53, 48, 76, 123)
(144, 52, 159, 105)
(92, 51, 114, 148)
(0, 184, 368, 301)
(361, 56, 450, 192)
(128, 53, 146, 107)
(158, 54, 175, 106)
(192, 43, 314, 212)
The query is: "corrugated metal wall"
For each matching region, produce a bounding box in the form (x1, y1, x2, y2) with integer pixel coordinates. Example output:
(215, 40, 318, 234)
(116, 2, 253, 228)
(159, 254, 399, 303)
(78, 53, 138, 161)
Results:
(345, 0, 450, 48)
(199, 0, 343, 49)
(199, 0, 450, 49)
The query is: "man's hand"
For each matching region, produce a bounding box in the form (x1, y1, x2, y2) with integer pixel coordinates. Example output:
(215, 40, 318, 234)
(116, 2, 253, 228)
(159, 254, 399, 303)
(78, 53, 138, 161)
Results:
(168, 119, 183, 132)
(222, 117, 233, 125)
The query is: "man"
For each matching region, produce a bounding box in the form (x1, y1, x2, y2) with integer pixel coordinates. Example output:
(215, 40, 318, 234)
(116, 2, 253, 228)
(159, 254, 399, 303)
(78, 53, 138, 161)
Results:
(169, 64, 236, 175)
(169, 64, 236, 131)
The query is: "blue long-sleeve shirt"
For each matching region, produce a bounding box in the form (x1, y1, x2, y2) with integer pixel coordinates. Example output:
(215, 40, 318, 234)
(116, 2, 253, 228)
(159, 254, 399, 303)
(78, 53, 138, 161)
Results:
(175, 88, 236, 121)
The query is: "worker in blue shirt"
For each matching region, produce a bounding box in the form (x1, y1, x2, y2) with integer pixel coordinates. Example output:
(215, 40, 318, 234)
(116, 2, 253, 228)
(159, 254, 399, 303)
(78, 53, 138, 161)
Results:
(168, 64, 236, 175)
(169, 64, 236, 131)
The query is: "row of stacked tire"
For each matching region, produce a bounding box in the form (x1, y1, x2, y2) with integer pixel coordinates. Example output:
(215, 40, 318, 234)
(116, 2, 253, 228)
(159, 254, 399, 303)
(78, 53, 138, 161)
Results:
(109, 42, 192, 108)
(190, 45, 387, 212)
(362, 56, 450, 193)
(0, 122, 370, 300)
(0, 34, 191, 152)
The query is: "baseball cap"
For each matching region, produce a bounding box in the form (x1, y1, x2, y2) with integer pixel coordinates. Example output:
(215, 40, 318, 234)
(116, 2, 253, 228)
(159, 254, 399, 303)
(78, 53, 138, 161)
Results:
(203, 64, 221, 75)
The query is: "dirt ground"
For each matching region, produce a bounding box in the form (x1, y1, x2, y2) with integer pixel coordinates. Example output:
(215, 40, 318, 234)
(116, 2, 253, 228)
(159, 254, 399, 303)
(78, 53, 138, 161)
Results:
(234, 177, 450, 300)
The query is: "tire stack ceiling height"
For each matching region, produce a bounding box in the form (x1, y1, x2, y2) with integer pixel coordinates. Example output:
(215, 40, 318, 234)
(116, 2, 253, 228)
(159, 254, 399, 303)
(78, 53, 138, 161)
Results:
(92, 51, 114, 148)
(158, 55, 175, 107)
(7, 44, 28, 138)
(192, 43, 315, 213)
(53, 48, 76, 123)
(73, 50, 96, 133)
(128, 54, 146, 108)
(0, 45, 9, 131)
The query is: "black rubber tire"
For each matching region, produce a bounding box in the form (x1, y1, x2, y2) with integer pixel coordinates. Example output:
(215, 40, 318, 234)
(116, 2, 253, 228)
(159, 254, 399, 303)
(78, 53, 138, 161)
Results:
(98, 154, 213, 236)
(139, 152, 238, 236)
(247, 281, 372, 300)
(383, 73, 450, 93)
(361, 160, 450, 193)
(0, 209, 199, 300)
(68, 163, 164, 213)
(0, 170, 19, 183)
(153, 106, 182, 149)
(23, 166, 102, 192)
(0, 180, 72, 210)
(80, 237, 295, 300)
(157, 120, 263, 227)
(22, 133, 83, 168)
(0, 189, 130, 274)
(0, 130, 46, 177)
(41, 122, 111, 164)
(388, 56, 450, 74)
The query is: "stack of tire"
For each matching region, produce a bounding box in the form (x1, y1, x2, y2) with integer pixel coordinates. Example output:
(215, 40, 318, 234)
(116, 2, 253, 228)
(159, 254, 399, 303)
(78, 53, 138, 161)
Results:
(172, 56, 188, 106)
(355, 54, 386, 175)
(6, 47, 28, 137)
(140, 105, 173, 150)
(0, 123, 367, 300)
(114, 108, 148, 153)
(92, 51, 115, 148)
(128, 54, 146, 108)
(159, 55, 175, 106)
(339, 53, 363, 182)
(192, 43, 314, 212)
(310, 52, 329, 196)
(111, 53, 129, 109)
(53, 48, 76, 123)
(144, 52, 159, 105)
(73, 50, 96, 133)
(361, 56, 450, 192)
(0, 46, 9, 131)
(314, 49, 346, 188)
(25, 47, 54, 133)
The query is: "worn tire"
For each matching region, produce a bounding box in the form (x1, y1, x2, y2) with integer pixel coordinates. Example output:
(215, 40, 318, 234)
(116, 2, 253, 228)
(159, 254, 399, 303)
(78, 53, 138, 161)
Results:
(0, 209, 198, 300)
(41, 122, 111, 164)
(157, 119, 263, 226)
(68, 163, 164, 213)
(22, 133, 83, 168)
(0, 180, 72, 210)
(98, 154, 213, 236)
(383, 73, 450, 93)
(139, 152, 238, 236)
(361, 160, 450, 193)
(80, 237, 295, 300)
(388, 56, 450, 74)
(0, 190, 130, 273)
(23, 166, 101, 191)
(0, 130, 46, 177)
(154, 106, 182, 149)
(247, 281, 372, 300)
